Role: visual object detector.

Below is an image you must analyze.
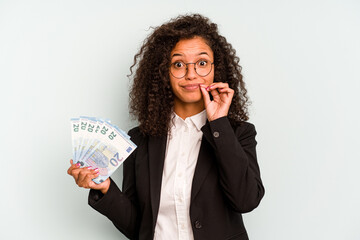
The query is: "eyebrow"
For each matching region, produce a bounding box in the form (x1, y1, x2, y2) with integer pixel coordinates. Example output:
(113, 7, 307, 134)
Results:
(171, 52, 209, 58)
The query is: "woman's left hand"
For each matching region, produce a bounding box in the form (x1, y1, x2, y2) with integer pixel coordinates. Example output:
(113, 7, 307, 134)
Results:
(200, 82, 234, 121)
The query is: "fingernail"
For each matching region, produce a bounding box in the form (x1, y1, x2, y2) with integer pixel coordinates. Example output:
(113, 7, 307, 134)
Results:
(94, 168, 99, 172)
(76, 163, 81, 167)
(87, 166, 93, 169)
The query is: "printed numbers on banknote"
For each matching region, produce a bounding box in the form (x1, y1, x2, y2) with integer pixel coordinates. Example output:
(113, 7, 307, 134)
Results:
(70, 116, 136, 183)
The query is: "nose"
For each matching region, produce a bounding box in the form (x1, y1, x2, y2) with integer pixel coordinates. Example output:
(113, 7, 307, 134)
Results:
(185, 63, 197, 80)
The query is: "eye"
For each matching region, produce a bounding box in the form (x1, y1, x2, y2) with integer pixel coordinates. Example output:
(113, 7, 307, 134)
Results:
(173, 61, 185, 69)
(197, 60, 209, 67)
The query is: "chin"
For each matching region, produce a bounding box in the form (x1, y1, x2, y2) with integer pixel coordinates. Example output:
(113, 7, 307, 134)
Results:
(180, 93, 203, 103)
(179, 98, 203, 105)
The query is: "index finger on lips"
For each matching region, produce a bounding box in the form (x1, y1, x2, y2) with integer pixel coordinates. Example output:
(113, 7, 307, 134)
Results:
(207, 82, 229, 90)
(218, 87, 234, 93)
(200, 84, 211, 106)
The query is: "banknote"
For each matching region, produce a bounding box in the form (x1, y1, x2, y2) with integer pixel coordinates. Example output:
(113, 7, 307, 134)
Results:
(70, 116, 136, 183)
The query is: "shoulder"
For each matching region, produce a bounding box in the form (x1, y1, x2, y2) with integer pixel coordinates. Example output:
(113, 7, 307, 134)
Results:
(127, 126, 147, 146)
(233, 121, 257, 142)
(128, 126, 141, 136)
(234, 121, 256, 133)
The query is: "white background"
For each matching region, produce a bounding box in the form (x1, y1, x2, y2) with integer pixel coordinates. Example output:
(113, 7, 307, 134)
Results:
(1, 0, 359, 239)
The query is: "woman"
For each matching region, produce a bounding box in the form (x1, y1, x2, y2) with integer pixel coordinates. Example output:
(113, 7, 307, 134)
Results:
(68, 14, 265, 240)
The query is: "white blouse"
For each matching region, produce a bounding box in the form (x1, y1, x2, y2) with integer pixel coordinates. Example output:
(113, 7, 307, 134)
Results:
(154, 110, 207, 240)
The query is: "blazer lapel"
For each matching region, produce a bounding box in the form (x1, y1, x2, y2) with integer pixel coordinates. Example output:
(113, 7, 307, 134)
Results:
(191, 135, 214, 202)
(148, 134, 167, 229)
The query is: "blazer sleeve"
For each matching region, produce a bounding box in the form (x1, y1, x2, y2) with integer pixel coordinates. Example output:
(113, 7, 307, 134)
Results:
(201, 117, 265, 213)
(88, 127, 142, 239)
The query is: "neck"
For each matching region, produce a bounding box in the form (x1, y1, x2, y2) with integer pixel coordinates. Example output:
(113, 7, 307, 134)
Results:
(173, 100, 205, 120)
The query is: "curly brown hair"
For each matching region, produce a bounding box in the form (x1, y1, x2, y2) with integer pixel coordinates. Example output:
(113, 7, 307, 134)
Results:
(129, 14, 250, 137)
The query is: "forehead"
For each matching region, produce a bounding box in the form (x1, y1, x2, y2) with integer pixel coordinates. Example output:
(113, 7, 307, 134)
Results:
(171, 37, 213, 58)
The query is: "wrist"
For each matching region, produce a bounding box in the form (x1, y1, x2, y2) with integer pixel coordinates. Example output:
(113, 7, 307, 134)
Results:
(208, 114, 227, 122)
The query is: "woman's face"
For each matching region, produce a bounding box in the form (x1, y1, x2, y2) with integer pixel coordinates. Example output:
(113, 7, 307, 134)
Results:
(169, 36, 214, 110)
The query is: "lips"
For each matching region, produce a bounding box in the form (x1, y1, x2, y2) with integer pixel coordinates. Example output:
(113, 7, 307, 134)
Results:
(182, 84, 201, 91)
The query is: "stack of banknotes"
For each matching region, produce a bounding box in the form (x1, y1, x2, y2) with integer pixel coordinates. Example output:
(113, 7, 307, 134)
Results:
(70, 116, 137, 184)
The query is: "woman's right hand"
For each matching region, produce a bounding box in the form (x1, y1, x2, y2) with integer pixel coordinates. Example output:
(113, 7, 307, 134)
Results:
(67, 159, 110, 194)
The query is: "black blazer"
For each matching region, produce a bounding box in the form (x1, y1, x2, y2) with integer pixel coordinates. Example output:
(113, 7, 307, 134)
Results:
(89, 117, 265, 240)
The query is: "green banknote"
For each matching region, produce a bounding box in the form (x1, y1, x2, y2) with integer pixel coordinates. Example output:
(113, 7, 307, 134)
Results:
(70, 116, 136, 184)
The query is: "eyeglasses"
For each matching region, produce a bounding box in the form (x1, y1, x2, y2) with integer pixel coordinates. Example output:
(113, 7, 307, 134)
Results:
(170, 59, 214, 79)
